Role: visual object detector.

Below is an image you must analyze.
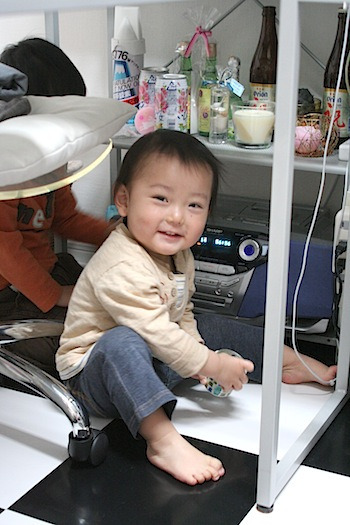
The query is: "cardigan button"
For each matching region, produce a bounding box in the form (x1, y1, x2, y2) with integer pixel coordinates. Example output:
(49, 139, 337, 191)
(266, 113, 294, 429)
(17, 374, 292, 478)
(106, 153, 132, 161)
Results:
(168, 273, 174, 280)
(171, 288, 177, 297)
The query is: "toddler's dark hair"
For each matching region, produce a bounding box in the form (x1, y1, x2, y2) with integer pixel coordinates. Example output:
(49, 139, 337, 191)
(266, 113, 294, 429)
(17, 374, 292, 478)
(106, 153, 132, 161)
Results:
(0, 37, 86, 96)
(115, 129, 222, 209)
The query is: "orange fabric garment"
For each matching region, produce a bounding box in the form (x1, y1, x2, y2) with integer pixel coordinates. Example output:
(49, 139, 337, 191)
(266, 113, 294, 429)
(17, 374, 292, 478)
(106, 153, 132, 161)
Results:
(0, 185, 110, 312)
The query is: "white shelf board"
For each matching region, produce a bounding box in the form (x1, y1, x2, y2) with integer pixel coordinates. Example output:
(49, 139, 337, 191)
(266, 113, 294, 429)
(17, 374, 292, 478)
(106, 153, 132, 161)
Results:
(113, 134, 348, 175)
(0, 0, 183, 15)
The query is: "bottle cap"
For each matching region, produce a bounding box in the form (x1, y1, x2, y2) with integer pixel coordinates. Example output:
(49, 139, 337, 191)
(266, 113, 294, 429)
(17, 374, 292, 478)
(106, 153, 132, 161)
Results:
(228, 56, 241, 69)
(176, 41, 189, 57)
(113, 7, 146, 56)
(263, 6, 276, 15)
(208, 43, 217, 58)
(228, 56, 241, 81)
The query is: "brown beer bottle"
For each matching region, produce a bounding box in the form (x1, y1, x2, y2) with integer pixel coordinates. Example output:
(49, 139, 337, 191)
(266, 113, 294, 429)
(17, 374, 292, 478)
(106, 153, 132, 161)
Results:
(323, 8, 350, 145)
(249, 6, 278, 104)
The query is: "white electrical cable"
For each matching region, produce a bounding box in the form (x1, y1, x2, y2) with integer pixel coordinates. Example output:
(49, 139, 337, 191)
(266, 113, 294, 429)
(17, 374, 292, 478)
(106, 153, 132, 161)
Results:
(332, 161, 348, 273)
(291, 4, 350, 386)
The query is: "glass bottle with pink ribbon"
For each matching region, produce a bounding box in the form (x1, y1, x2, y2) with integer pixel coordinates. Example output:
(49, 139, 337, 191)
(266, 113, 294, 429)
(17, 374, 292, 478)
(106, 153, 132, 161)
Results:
(198, 42, 218, 137)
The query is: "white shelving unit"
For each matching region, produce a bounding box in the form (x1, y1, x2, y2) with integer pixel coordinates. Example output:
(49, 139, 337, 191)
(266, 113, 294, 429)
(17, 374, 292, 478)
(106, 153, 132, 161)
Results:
(257, 0, 350, 511)
(113, 134, 349, 173)
(2, 0, 350, 514)
(0, 0, 170, 14)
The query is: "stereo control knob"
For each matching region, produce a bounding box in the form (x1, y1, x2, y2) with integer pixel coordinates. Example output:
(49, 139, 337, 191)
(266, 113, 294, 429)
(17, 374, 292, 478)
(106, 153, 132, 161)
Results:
(238, 238, 261, 262)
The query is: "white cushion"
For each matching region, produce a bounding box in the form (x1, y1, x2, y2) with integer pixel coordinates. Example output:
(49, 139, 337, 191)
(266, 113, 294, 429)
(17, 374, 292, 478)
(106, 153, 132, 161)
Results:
(0, 95, 135, 193)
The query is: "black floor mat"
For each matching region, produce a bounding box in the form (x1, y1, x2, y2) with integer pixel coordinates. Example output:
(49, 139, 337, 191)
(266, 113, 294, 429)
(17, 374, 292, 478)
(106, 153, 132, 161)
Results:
(10, 418, 258, 525)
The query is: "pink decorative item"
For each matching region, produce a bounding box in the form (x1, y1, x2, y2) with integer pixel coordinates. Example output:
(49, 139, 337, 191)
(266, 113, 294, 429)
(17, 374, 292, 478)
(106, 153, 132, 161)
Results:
(184, 25, 212, 57)
(295, 125, 322, 154)
(134, 106, 156, 135)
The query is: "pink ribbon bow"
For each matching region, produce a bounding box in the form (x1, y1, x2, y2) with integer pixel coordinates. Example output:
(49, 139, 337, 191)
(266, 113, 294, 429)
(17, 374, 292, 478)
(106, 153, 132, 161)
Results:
(184, 26, 212, 58)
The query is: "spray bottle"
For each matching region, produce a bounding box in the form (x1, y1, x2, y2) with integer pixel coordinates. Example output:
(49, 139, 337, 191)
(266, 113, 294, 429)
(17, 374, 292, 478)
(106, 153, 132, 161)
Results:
(111, 6, 145, 116)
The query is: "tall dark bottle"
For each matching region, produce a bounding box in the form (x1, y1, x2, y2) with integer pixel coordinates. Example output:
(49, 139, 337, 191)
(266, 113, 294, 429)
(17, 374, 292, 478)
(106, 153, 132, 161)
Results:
(323, 8, 350, 145)
(249, 6, 278, 103)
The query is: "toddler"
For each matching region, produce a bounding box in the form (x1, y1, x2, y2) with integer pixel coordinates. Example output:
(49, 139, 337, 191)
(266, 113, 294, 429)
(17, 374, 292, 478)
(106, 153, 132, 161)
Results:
(57, 130, 336, 485)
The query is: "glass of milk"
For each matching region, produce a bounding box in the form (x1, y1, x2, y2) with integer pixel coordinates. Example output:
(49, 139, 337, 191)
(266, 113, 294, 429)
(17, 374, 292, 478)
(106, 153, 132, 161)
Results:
(232, 101, 275, 149)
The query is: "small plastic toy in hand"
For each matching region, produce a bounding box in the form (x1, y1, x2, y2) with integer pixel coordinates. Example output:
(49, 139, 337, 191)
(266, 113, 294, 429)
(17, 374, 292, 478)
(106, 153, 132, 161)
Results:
(204, 349, 243, 397)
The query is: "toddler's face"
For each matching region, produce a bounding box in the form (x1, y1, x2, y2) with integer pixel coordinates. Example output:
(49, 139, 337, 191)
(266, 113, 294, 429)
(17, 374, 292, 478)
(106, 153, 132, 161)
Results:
(116, 154, 213, 256)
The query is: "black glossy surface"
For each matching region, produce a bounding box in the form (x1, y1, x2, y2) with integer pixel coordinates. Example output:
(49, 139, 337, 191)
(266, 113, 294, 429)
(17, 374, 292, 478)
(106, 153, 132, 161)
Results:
(6, 341, 350, 524)
(11, 418, 258, 525)
(303, 396, 350, 476)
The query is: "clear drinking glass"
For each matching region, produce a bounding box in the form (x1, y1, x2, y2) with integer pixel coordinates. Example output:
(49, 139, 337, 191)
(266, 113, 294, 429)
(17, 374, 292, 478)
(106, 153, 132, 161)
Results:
(232, 100, 275, 149)
(209, 84, 230, 144)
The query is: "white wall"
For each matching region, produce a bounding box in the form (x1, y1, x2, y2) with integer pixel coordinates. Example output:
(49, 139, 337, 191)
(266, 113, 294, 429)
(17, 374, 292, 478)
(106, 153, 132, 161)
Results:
(0, 1, 345, 259)
(0, 1, 341, 114)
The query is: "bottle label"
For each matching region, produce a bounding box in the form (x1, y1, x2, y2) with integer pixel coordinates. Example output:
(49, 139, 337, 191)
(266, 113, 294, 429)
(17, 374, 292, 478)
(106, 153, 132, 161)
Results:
(198, 85, 213, 135)
(227, 78, 245, 98)
(323, 88, 350, 139)
(250, 83, 276, 103)
(186, 88, 191, 132)
(112, 45, 141, 106)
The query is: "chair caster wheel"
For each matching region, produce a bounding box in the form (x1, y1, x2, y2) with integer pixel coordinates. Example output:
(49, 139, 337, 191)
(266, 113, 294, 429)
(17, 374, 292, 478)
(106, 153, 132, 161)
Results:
(68, 429, 109, 466)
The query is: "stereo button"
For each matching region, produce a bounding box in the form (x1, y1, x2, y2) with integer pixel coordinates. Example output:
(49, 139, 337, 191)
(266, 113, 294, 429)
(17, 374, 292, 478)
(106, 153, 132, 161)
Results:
(197, 277, 219, 286)
(198, 261, 219, 273)
(220, 277, 240, 287)
(217, 264, 235, 275)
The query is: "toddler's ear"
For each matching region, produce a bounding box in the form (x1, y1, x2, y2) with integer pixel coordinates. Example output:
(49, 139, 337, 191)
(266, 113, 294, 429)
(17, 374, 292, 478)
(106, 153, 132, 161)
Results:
(114, 184, 129, 217)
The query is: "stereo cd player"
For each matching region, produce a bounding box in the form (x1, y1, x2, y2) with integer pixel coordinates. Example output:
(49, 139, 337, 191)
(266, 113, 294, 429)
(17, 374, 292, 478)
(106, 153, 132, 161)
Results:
(191, 195, 334, 322)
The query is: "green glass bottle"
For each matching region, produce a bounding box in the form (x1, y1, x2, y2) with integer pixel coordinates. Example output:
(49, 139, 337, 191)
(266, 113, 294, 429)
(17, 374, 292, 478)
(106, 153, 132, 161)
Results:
(198, 43, 217, 137)
(178, 42, 192, 133)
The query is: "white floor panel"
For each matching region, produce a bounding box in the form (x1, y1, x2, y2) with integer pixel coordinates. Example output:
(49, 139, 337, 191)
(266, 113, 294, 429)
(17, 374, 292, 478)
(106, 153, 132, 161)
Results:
(241, 465, 350, 524)
(173, 380, 333, 457)
(0, 380, 339, 523)
(0, 510, 48, 524)
(0, 387, 110, 509)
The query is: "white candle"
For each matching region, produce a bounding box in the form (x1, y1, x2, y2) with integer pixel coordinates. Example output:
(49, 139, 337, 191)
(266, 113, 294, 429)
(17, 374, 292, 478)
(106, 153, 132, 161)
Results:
(233, 108, 275, 145)
(211, 103, 228, 132)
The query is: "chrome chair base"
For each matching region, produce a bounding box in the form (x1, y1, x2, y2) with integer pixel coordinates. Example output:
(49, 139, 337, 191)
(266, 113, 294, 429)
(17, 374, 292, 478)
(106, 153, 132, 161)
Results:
(0, 321, 108, 465)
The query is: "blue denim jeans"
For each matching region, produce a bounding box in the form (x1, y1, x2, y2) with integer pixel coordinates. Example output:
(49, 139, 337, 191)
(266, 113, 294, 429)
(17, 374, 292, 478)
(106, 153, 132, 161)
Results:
(196, 313, 263, 383)
(66, 314, 264, 438)
(65, 326, 180, 438)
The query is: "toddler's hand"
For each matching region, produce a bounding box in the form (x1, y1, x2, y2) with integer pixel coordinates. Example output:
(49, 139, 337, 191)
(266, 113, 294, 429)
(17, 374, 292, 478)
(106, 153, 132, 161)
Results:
(217, 354, 254, 391)
(191, 373, 207, 383)
(201, 350, 254, 393)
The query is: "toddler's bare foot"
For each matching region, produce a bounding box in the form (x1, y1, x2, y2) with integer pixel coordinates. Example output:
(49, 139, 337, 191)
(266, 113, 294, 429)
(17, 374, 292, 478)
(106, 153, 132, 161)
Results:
(140, 408, 225, 485)
(282, 346, 337, 385)
(146, 428, 225, 485)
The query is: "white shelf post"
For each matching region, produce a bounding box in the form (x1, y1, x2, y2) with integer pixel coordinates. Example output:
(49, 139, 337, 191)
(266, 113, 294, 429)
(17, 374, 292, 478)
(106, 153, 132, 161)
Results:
(256, 0, 300, 510)
(257, 0, 350, 512)
(44, 11, 60, 45)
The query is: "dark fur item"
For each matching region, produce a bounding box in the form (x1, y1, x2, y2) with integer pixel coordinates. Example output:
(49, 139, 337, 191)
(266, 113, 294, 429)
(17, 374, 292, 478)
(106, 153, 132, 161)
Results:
(0, 96, 31, 122)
